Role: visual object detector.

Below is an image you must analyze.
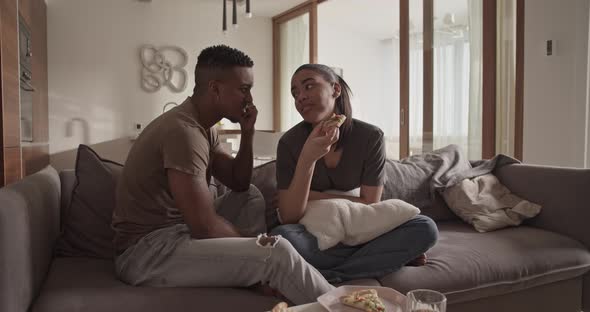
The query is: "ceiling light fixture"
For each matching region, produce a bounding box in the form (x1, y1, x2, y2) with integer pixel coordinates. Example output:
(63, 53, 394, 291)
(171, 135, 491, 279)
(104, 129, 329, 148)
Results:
(222, 0, 252, 34)
(232, 0, 238, 29)
(222, 0, 228, 34)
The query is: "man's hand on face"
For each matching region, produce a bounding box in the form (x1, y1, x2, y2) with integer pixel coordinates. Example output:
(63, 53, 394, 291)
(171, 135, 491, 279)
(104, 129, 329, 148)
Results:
(239, 103, 257, 134)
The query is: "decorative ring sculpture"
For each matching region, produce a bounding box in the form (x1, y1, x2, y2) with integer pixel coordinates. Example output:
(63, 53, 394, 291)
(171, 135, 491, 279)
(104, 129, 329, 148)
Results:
(140, 45, 188, 93)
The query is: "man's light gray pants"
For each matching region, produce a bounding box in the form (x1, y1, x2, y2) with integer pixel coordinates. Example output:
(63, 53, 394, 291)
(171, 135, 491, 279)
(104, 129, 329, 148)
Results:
(115, 185, 334, 305)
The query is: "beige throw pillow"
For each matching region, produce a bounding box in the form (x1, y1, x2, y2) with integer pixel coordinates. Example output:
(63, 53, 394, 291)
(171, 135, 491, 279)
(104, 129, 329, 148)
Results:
(442, 173, 541, 232)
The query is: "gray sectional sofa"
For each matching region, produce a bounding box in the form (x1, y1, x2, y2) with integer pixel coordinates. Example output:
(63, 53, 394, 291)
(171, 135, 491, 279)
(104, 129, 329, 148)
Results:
(1, 155, 590, 312)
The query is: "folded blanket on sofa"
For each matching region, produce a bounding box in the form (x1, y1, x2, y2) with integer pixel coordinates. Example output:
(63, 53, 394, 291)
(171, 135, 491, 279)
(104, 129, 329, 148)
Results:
(442, 173, 542, 232)
(380, 144, 520, 220)
(299, 199, 420, 250)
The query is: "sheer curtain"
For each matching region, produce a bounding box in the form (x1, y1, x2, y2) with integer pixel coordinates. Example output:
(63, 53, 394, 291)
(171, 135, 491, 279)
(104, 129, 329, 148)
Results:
(466, 0, 483, 159)
(433, 40, 471, 149)
(279, 14, 310, 131)
(496, 0, 516, 156)
(409, 44, 424, 153)
(409, 1, 483, 159)
(434, 1, 483, 159)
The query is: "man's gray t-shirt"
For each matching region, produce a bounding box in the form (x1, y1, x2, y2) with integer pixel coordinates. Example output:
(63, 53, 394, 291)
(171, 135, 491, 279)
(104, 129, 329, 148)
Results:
(276, 119, 386, 192)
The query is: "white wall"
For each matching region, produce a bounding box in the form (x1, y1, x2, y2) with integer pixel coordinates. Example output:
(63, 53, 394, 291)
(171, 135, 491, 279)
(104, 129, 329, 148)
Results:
(47, 0, 590, 168)
(317, 19, 398, 139)
(524, 0, 589, 168)
(47, 0, 273, 160)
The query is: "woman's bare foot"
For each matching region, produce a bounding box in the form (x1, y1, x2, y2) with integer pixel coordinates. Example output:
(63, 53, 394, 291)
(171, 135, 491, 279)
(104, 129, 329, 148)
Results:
(406, 253, 427, 266)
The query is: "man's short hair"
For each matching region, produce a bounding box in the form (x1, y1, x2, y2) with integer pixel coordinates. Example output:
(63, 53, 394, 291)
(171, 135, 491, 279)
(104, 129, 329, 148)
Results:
(197, 45, 254, 68)
(194, 45, 253, 92)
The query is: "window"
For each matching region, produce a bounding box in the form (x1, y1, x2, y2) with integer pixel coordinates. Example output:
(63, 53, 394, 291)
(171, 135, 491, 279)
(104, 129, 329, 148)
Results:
(273, 0, 523, 160)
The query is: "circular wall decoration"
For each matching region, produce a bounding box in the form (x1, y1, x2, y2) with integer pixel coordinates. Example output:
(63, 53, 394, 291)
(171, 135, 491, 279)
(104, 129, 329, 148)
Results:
(140, 45, 188, 93)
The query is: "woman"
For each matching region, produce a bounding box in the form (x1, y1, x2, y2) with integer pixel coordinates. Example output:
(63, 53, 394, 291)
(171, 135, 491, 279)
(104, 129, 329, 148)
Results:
(270, 64, 438, 283)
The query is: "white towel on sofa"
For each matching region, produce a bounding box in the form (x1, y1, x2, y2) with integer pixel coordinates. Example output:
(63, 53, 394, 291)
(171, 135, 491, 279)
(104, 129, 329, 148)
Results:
(299, 199, 420, 250)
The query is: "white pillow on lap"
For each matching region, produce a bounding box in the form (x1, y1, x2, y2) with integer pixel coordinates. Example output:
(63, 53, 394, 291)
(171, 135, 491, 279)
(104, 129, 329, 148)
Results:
(276, 188, 360, 224)
(300, 198, 420, 250)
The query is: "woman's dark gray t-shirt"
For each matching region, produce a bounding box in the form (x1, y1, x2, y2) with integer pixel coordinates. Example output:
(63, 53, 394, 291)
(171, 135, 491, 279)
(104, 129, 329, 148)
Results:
(276, 119, 386, 192)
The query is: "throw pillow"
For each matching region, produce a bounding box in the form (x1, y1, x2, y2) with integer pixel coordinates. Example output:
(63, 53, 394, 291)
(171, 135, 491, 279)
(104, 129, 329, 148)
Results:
(55, 144, 122, 258)
(300, 198, 420, 250)
(442, 173, 542, 232)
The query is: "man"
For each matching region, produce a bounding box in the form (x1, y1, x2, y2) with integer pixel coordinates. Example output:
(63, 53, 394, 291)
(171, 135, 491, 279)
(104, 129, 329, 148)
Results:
(112, 45, 333, 304)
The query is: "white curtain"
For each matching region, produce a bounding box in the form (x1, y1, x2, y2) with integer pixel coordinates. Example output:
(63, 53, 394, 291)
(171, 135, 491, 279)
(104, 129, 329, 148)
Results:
(409, 44, 424, 154)
(279, 14, 310, 132)
(466, 0, 483, 160)
(408, 1, 483, 159)
(496, 0, 516, 156)
(433, 40, 471, 150)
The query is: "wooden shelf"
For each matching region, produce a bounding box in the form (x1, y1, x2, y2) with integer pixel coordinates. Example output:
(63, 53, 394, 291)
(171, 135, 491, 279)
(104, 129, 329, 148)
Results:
(0, 0, 48, 186)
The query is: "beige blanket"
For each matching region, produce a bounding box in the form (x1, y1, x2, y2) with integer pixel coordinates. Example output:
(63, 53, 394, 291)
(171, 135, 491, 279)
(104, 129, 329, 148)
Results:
(299, 199, 420, 250)
(442, 173, 541, 232)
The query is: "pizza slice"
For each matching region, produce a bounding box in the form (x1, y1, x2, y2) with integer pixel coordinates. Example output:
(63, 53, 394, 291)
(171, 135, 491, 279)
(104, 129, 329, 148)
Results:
(322, 113, 347, 129)
(340, 289, 386, 312)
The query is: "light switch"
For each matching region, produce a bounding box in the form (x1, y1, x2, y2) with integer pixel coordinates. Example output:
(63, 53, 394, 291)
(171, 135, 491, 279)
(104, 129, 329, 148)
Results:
(546, 40, 554, 56)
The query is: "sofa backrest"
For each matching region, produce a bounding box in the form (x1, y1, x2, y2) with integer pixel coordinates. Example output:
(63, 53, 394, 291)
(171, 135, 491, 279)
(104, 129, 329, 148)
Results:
(381, 159, 457, 222)
(494, 163, 590, 249)
(494, 163, 590, 311)
(249, 160, 457, 228)
(0, 166, 61, 312)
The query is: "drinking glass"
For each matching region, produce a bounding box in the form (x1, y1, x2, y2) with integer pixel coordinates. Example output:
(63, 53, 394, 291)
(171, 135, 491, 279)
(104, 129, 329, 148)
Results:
(406, 289, 446, 312)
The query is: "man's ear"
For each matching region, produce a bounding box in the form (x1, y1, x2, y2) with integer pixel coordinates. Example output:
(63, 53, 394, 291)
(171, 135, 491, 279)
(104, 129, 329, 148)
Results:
(332, 82, 342, 98)
(208, 80, 220, 97)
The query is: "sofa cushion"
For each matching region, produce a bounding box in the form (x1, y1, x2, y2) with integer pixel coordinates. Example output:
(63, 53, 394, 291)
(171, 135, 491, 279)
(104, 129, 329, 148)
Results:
(31, 258, 282, 312)
(55, 145, 123, 259)
(379, 221, 590, 304)
(31, 257, 381, 312)
(32, 258, 279, 312)
(251, 160, 281, 231)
